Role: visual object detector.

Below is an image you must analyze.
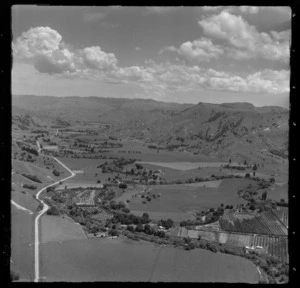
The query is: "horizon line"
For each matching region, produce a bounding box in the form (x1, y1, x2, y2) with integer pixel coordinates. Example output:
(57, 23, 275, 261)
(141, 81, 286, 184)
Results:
(12, 94, 289, 109)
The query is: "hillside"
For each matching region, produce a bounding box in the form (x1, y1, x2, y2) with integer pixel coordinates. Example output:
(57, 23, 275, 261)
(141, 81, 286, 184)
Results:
(12, 95, 289, 162)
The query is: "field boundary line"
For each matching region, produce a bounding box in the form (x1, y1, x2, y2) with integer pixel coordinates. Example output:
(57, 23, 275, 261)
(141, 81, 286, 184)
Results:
(11, 200, 33, 214)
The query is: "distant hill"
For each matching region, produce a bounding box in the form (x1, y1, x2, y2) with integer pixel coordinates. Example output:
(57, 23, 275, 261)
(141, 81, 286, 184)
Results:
(12, 95, 289, 162)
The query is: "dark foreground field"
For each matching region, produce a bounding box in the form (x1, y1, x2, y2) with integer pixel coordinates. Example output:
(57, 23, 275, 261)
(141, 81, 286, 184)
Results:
(40, 237, 259, 282)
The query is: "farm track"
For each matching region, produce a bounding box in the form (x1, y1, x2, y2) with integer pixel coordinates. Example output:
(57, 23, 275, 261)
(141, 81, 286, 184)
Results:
(34, 141, 76, 282)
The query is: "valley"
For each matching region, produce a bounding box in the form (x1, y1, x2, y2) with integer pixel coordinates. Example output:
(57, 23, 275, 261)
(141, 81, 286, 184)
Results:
(11, 95, 289, 284)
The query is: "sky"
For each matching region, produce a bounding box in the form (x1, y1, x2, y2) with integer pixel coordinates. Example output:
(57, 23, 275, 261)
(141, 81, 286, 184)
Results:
(12, 6, 291, 108)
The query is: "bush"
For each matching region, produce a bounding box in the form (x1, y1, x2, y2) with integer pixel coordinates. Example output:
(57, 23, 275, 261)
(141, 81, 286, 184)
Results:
(52, 169, 60, 176)
(122, 207, 130, 213)
(127, 225, 134, 232)
(23, 184, 37, 190)
(119, 183, 127, 189)
(108, 229, 119, 237)
(47, 206, 59, 215)
(188, 242, 196, 250)
(21, 173, 42, 183)
(135, 223, 144, 232)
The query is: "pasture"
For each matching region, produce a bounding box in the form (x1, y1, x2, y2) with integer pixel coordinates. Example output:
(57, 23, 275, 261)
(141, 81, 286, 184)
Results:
(106, 140, 220, 162)
(185, 180, 223, 188)
(129, 179, 253, 221)
(55, 157, 117, 183)
(267, 183, 288, 202)
(11, 207, 35, 281)
(40, 238, 259, 282)
(41, 215, 87, 244)
(137, 161, 227, 170)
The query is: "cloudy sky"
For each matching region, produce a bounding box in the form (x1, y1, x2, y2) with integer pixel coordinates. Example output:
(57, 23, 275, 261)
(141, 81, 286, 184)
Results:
(12, 6, 291, 107)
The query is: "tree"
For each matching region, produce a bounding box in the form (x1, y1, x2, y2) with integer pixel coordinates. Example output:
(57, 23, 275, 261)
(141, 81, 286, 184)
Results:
(269, 177, 275, 183)
(156, 230, 165, 238)
(245, 173, 250, 178)
(47, 206, 59, 215)
(187, 242, 196, 250)
(119, 183, 127, 189)
(52, 169, 60, 176)
(183, 237, 191, 244)
(122, 207, 130, 213)
(262, 191, 268, 201)
(108, 229, 119, 237)
(135, 223, 144, 232)
(142, 212, 150, 223)
(135, 163, 143, 170)
(127, 225, 134, 232)
(144, 224, 152, 234)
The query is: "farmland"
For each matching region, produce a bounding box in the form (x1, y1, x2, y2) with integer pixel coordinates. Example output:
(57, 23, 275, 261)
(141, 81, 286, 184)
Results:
(177, 228, 288, 263)
(40, 215, 87, 244)
(128, 179, 253, 221)
(219, 210, 288, 236)
(40, 238, 259, 282)
(251, 235, 288, 263)
(10, 95, 290, 283)
(11, 207, 35, 281)
(136, 161, 227, 170)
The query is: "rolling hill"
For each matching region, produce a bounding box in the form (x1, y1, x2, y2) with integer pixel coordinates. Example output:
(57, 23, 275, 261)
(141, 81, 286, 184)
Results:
(12, 95, 289, 162)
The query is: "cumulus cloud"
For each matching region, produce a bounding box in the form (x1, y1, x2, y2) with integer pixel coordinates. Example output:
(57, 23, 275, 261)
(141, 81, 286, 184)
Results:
(198, 11, 291, 62)
(162, 38, 224, 62)
(142, 61, 289, 95)
(81, 46, 118, 71)
(111, 66, 154, 83)
(13, 27, 76, 74)
(12, 26, 289, 95)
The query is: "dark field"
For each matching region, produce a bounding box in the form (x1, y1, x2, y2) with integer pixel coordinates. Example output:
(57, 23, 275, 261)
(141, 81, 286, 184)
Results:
(40, 237, 259, 282)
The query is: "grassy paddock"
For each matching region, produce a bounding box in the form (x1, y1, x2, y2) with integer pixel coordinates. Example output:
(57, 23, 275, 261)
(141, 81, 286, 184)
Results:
(40, 237, 259, 282)
(11, 208, 35, 281)
(41, 215, 87, 243)
(129, 179, 253, 217)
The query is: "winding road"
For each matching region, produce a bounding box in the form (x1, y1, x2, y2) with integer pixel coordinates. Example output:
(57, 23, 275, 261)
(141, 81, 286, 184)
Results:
(33, 141, 75, 282)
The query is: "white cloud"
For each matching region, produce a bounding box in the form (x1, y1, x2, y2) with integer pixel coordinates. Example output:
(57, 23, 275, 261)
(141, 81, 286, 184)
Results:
(12, 26, 290, 96)
(163, 37, 224, 62)
(111, 66, 154, 83)
(199, 11, 291, 62)
(135, 46, 141, 51)
(81, 46, 118, 71)
(13, 26, 62, 58)
(13, 26, 76, 74)
(142, 61, 289, 95)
